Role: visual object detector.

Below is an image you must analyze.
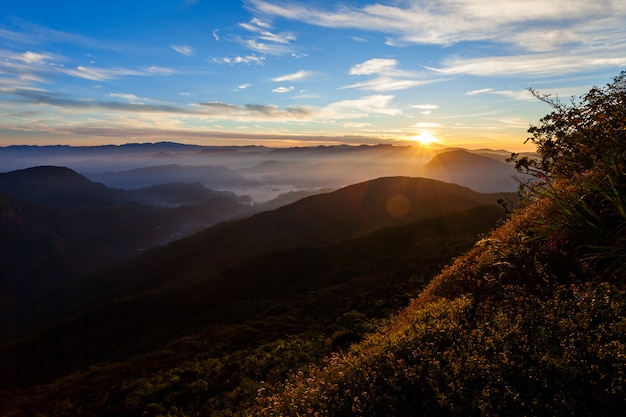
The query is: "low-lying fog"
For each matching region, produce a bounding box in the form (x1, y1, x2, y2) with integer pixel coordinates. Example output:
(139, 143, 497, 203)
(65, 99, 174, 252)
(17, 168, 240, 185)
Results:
(0, 142, 531, 203)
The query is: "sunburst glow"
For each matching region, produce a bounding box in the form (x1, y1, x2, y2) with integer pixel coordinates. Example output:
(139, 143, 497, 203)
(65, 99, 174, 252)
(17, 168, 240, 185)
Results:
(411, 132, 439, 146)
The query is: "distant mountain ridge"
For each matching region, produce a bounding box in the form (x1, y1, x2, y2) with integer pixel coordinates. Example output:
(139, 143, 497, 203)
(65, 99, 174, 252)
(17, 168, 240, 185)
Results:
(87, 164, 260, 190)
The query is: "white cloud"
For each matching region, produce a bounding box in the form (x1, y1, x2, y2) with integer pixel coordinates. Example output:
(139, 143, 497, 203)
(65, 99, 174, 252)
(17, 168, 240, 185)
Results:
(272, 70, 313, 82)
(247, 0, 626, 82)
(342, 77, 431, 92)
(247, 0, 626, 50)
(321, 94, 401, 119)
(108, 93, 141, 101)
(170, 44, 194, 55)
(237, 83, 252, 90)
(212, 29, 220, 41)
(237, 16, 296, 55)
(58, 65, 176, 81)
(212, 55, 266, 65)
(410, 104, 439, 110)
(259, 30, 295, 44)
(251, 18, 272, 29)
(242, 38, 293, 55)
(15, 51, 54, 64)
(428, 50, 626, 77)
(145, 66, 177, 76)
(344, 58, 432, 92)
(349, 58, 397, 75)
(465, 88, 494, 96)
(107, 93, 154, 103)
(59, 66, 143, 81)
(272, 86, 294, 93)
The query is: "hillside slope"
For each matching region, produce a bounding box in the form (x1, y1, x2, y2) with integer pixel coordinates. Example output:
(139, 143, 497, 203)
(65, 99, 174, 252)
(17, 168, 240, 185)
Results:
(57, 176, 513, 311)
(0, 167, 250, 344)
(256, 172, 626, 416)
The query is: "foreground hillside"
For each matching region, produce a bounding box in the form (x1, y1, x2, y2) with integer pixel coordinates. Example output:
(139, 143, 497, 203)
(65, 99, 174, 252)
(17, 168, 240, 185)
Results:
(256, 186, 626, 415)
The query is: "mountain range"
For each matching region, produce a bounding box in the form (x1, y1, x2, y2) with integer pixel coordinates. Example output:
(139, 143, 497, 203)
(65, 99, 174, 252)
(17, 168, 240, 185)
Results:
(1, 143, 532, 204)
(0, 144, 528, 415)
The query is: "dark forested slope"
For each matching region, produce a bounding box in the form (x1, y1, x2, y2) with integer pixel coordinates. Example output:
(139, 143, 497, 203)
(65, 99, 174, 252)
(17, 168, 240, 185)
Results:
(0, 176, 510, 416)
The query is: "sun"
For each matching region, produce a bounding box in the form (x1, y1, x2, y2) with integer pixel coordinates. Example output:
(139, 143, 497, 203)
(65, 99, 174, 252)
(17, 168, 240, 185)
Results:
(411, 132, 439, 146)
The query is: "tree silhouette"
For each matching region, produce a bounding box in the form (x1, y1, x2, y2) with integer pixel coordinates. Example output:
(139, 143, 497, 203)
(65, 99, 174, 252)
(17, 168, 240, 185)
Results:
(509, 71, 626, 183)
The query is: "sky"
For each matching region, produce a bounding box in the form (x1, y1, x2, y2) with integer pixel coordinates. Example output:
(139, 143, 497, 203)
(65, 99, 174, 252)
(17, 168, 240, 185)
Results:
(1, 0, 625, 151)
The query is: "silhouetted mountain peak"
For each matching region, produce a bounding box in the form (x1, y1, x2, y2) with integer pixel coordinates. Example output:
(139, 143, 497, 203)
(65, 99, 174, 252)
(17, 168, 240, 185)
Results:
(4, 165, 90, 182)
(0, 166, 114, 207)
(425, 149, 506, 168)
(419, 150, 519, 193)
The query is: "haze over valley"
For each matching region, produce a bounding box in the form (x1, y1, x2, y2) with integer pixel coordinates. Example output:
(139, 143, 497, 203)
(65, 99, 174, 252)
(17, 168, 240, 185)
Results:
(1, 142, 525, 203)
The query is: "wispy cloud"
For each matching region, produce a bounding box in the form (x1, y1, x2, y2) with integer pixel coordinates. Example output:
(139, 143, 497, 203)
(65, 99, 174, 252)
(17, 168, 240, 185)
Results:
(212, 54, 266, 65)
(12, 51, 56, 64)
(1, 87, 192, 113)
(248, 0, 626, 81)
(349, 58, 397, 75)
(170, 44, 194, 55)
(321, 94, 401, 119)
(107, 93, 152, 103)
(237, 16, 297, 55)
(343, 58, 432, 91)
(248, 0, 626, 49)
(58, 65, 176, 81)
(343, 77, 431, 92)
(197, 101, 313, 119)
(272, 70, 313, 82)
(410, 104, 440, 116)
(465, 88, 494, 96)
(2, 81, 404, 126)
(428, 49, 626, 77)
(145, 66, 177, 76)
(240, 37, 294, 55)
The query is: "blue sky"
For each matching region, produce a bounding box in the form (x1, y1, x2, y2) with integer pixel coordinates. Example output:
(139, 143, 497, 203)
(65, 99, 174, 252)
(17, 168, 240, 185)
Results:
(1, 0, 625, 150)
